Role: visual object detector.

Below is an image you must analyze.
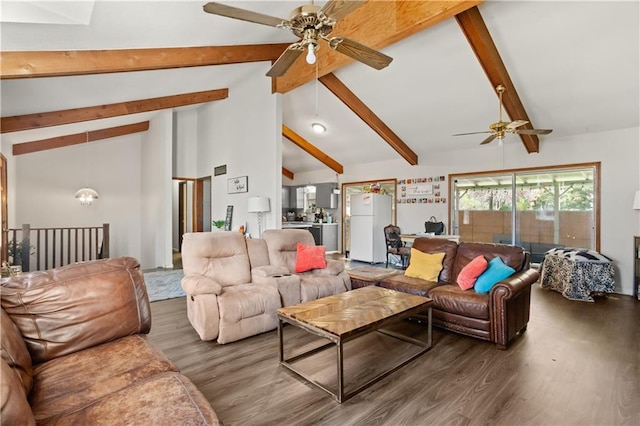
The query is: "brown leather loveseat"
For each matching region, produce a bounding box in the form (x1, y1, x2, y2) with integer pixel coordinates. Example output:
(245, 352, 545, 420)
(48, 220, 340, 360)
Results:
(1, 257, 219, 425)
(379, 238, 539, 349)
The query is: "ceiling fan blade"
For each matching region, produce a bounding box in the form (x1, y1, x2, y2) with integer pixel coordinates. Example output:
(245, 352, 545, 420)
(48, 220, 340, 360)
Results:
(328, 37, 392, 70)
(203, 2, 287, 28)
(453, 131, 492, 136)
(266, 46, 304, 77)
(480, 134, 498, 145)
(516, 129, 553, 135)
(320, 0, 365, 22)
(507, 120, 529, 129)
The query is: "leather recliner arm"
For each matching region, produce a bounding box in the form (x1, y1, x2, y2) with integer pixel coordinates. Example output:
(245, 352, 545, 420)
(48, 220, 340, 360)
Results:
(181, 274, 223, 296)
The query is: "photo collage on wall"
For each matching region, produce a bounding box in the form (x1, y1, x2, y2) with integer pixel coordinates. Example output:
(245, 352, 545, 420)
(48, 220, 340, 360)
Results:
(398, 176, 447, 204)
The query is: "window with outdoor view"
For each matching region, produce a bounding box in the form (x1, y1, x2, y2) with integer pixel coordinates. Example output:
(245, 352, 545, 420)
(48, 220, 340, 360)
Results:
(450, 163, 599, 264)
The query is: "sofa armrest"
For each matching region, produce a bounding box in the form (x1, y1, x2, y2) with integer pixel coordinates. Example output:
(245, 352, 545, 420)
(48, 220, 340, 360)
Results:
(251, 265, 290, 278)
(490, 268, 540, 349)
(491, 268, 539, 298)
(311, 259, 344, 276)
(181, 275, 223, 296)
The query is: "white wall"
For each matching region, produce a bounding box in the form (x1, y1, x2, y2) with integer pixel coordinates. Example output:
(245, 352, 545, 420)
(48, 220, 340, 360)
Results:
(140, 110, 173, 269)
(3, 127, 144, 264)
(196, 63, 281, 238)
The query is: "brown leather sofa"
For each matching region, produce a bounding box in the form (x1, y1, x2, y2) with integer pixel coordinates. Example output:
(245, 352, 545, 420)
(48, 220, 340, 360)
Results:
(379, 238, 539, 349)
(1, 257, 219, 425)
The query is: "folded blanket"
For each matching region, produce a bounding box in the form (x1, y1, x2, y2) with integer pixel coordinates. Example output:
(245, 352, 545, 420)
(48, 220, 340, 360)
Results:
(545, 247, 612, 263)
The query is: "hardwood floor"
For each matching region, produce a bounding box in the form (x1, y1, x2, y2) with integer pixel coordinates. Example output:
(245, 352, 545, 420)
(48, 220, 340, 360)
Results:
(148, 285, 640, 426)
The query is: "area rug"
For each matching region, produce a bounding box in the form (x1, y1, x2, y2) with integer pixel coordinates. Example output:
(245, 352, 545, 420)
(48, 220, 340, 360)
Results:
(143, 269, 186, 302)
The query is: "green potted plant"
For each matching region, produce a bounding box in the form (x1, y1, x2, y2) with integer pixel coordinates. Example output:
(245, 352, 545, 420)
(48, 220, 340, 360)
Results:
(212, 220, 226, 231)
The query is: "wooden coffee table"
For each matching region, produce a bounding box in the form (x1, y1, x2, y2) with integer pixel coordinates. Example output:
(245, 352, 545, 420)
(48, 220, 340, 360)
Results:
(277, 286, 432, 403)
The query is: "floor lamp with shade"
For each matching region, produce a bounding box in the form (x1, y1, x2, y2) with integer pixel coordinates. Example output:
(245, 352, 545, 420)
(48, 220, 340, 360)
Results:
(248, 196, 270, 237)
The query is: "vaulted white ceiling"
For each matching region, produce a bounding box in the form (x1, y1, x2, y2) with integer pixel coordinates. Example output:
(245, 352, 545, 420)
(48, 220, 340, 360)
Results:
(1, 1, 638, 175)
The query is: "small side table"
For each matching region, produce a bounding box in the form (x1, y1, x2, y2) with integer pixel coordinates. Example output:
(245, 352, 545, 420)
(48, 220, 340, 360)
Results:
(347, 266, 402, 289)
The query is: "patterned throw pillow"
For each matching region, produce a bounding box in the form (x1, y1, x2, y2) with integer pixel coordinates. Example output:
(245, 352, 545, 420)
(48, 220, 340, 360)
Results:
(474, 256, 516, 294)
(295, 243, 327, 273)
(404, 249, 445, 282)
(457, 255, 489, 290)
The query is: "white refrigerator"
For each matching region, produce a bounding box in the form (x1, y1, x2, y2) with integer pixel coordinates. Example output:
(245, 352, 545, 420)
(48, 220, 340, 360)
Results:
(349, 193, 392, 263)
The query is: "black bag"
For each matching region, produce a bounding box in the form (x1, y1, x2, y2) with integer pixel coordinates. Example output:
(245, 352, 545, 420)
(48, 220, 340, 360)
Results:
(425, 216, 445, 235)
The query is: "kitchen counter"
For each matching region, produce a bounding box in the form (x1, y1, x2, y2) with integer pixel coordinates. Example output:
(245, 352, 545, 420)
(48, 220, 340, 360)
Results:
(282, 222, 313, 229)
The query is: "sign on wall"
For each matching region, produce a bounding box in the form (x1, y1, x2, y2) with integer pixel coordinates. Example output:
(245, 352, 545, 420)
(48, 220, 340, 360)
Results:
(398, 176, 447, 204)
(227, 176, 248, 194)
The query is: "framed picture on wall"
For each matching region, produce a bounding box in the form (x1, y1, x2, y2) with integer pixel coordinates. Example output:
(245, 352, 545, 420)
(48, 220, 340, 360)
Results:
(227, 176, 248, 194)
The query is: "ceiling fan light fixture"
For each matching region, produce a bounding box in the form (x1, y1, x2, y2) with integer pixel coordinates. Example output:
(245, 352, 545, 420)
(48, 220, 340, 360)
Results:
(305, 43, 316, 64)
(311, 122, 326, 134)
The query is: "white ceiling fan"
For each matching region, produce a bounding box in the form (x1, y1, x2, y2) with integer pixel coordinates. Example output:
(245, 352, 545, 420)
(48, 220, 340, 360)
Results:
(203, 1, 393, 77)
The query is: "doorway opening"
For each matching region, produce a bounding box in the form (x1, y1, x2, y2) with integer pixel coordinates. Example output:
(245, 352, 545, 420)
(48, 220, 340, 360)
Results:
(172, 176, 211, 269)
(341, 179, 397, 257)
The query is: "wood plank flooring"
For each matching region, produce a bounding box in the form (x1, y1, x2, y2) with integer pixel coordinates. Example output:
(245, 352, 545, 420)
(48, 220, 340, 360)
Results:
(147, 285, 640, 426)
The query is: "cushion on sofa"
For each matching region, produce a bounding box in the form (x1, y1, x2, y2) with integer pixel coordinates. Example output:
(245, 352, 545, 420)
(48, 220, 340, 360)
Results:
(1, 257, 151, 364)
(262, 229, 316, 274)
(1, 360, 35, 426)
(29, 335, 179, 422)
(295, 243, 327, 273)
(474, 256, 516, 294)
(411, 238, 458, 283)
(36, 372, 219, 425)
(452, 242, 525, 283)
(456, 255, 488, 290)
(1, 309, 33, 395)
(405, 249, 445, 281)
(379, 273, 441, 298)
(429, 284, 490, 320)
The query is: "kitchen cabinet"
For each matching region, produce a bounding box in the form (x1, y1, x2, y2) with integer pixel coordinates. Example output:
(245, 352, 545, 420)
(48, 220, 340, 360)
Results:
(322, 224, 338, 252)
(295, 186, 305, 209)
(281, 186, 291, 209)
(316, 183, 338, 209)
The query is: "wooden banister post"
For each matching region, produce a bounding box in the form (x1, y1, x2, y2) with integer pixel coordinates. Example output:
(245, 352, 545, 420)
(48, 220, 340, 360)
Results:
(102, 223, 110, 258)
(21, 224, 30, 272)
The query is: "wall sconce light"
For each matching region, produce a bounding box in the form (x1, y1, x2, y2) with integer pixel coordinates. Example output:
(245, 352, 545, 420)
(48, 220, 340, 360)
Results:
(634, 190, 640, 210)
(248, 196, 270, 237)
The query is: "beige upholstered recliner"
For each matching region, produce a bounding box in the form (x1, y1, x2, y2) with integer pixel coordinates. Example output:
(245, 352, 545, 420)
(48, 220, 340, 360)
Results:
(260, 229, 351, 303)
(180, 232, 281, 344)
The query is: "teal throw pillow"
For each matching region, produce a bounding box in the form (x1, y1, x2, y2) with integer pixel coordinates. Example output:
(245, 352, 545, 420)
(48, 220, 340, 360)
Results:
(474, 256, 516, 294)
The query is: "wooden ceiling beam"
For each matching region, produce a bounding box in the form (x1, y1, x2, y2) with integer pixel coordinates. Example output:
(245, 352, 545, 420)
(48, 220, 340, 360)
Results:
(282, 167, 294, 180)
(1, 89, 228, 133)
(12, 122, 150, 156)
(282, 125, 344, 174)
(0, 44, 290, 79)
(319, 73, 417, 166)
(273, 0, 483, 93)
(455, 6, 540, 153)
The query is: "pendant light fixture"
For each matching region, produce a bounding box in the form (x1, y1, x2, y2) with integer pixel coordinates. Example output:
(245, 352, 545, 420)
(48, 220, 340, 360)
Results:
(310, 61, 327, 134)
(75, 131, 99, 206)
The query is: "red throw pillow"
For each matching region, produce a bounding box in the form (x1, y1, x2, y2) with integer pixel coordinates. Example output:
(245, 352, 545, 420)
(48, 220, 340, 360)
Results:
(295, 243, 327, 273)
(456, 255, 488, 290)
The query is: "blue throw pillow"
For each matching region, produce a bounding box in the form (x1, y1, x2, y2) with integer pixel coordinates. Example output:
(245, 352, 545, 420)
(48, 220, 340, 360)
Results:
(474, 256, 516, 294)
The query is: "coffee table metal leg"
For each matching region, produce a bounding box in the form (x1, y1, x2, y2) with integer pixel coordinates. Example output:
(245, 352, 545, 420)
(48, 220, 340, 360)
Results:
(278, 318, 284, 363)
(337, 341, 344, 403)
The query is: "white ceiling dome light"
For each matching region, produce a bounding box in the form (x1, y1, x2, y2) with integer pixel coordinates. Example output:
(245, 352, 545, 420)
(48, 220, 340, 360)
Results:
(311, 122, 326, 134)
